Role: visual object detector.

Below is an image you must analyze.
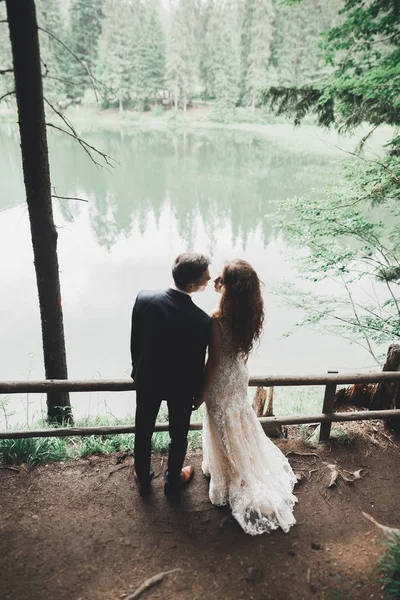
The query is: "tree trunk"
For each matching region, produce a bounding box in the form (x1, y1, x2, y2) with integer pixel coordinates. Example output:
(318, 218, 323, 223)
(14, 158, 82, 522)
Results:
(370, 344, 400, 435)
(119, 97, 124, 115)
(251, 91, 256, 113)
(6, 0, 72, 424)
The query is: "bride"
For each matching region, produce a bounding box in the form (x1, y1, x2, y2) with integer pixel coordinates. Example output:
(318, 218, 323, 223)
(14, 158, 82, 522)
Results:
(195, 259, 297, 535)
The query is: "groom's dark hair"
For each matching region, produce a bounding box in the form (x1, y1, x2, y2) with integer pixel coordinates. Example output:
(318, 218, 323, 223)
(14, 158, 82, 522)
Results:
(172, 253, 211, 289)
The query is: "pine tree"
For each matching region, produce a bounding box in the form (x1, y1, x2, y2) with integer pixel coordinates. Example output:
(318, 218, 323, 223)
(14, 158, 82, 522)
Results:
(66, 0, 104, 98)
(198, 0, 215, 100)
(36, 0, 69, 101)
(141, 0, 166, 101)
(166, 0, 197, 111)
(208, 0, 240, 120)
(240, 0, 275, 110)
(96, 0, 135, 112)
(270, 0, 341, 87)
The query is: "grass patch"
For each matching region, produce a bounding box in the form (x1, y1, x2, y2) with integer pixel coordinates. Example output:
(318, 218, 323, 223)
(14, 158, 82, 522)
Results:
(0, 407, 204, 467)
(0, 436, 69, 468)
(379, 534, 400, 599)
(273, 386, 324, 416)
(330, 426, 354, 446)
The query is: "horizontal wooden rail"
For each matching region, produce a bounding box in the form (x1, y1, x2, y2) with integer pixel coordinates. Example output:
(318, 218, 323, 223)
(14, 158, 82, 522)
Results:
(1, 372, 400, 394)
(0, 409, 399, 440)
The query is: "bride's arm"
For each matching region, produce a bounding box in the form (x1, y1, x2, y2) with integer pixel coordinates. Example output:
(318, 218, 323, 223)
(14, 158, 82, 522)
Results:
(193, 318, 222, 410)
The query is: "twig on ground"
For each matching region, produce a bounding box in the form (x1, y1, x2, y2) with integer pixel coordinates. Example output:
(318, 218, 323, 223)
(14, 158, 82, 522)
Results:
(0, 465, 20, 471)
(318, 490, 334, 508)
(125, 569, 183, 600)
(4, 501, 27, 520)
(286, 451, 320, 458)
(105, 464, 129, 479)
(362, 512, 400, 535)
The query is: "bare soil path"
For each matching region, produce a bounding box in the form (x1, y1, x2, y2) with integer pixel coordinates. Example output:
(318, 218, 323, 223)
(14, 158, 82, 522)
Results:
(0, 422, 399, 600)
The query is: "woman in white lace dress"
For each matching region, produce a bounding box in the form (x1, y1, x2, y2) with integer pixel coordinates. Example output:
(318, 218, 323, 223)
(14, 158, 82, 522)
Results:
(195, 260, 297, 535)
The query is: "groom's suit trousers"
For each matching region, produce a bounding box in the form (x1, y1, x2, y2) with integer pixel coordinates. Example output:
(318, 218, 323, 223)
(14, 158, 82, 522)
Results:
(134, 391, 193, 486)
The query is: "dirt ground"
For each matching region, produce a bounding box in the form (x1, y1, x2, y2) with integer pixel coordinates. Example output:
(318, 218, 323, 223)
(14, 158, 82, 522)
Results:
(0, 421, 399, 600)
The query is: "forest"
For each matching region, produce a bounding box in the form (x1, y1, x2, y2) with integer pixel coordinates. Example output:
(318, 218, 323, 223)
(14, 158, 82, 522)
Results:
(0, 0, 342, 118)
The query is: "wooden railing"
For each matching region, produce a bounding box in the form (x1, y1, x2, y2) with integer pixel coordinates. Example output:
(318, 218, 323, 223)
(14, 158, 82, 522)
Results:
(1, 372, 400, 442)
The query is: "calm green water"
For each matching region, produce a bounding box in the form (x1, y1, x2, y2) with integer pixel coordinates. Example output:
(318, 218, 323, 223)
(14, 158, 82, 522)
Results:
(0, 123, 388, 426)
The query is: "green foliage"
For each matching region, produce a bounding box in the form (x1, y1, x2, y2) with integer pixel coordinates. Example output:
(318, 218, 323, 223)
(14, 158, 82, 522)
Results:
(330, 427, 354, 445)
(96, 0, 134, 109)
(379, 534, 400, 599)
(272, 155, 400, 362)
(207, 0, 240, 121)
(1, 0, 344, 120)
(240, 0, 275, 109)
(270, 0, 341, 89)
(141, 0, 166, 98)
(36, 0, 70, 102)
(0, 408, 205, 467)
(0, 436, 69, 468)
(166, 0, 198, 111)
(66, 0, 104, 98)
(263, 0, 400, 139)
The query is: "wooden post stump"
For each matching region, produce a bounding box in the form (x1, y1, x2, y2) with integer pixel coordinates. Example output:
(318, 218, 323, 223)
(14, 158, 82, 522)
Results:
(319, 371, 338, 442)
(252, 386, 282, 437)
(370, 344, 400, 435)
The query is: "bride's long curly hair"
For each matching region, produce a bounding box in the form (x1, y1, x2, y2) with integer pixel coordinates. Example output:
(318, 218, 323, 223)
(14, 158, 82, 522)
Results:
(215, 259, 264, 361)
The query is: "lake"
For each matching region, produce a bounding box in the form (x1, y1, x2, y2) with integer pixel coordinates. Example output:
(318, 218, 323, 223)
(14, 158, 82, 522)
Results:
(0, 122, 390, 427)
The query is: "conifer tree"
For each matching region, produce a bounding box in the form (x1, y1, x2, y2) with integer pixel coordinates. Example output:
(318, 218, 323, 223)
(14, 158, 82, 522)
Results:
(166, 0, 197, 111)
(141, 0, 166, 101)
(36, 0, 69, 101)
(208, 0, 240, 119)
(96, 0, 134, 112)
(240, 0, 275, 110)
(66, 0, 104, 98)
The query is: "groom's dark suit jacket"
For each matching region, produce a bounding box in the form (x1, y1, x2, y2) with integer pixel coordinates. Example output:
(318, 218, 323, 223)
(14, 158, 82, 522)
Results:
(130, 288, 212, 398)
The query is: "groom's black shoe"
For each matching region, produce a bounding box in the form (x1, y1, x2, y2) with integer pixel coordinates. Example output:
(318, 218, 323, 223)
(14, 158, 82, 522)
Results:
(134, 468, 154, 498)
(164, 466, 194, 496)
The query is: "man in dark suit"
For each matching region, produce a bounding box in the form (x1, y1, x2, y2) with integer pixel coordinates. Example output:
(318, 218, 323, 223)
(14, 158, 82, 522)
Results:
(131, 253, 212, 497)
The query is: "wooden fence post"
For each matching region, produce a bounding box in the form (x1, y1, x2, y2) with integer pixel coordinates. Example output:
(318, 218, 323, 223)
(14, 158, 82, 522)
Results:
(319, 371, 338, 442)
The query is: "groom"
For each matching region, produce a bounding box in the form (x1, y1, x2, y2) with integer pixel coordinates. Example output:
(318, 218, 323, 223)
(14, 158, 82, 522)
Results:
(130, 253, 212, 497)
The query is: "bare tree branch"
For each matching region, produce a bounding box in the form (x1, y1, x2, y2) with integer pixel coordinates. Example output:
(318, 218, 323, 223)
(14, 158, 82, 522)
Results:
(0, 89, 15, 102)
(0, 68, 13, 75)
(52, 194, 88, 203)
(38, 26, 115, 102)
(44, 97, 117, 169)
(323, 138, 400, 185)
(40, 57, 48, 78)
(340, 275, 379, 363)
(274, 289, 395, 337)
(43, 74, 82, 88)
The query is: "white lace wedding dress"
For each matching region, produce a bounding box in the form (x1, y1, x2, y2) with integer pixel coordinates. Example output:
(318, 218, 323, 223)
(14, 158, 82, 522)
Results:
(202, 318, 297, 535)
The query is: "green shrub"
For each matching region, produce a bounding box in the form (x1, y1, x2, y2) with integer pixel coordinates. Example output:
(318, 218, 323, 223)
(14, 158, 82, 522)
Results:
(380, 534, 400, 599)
